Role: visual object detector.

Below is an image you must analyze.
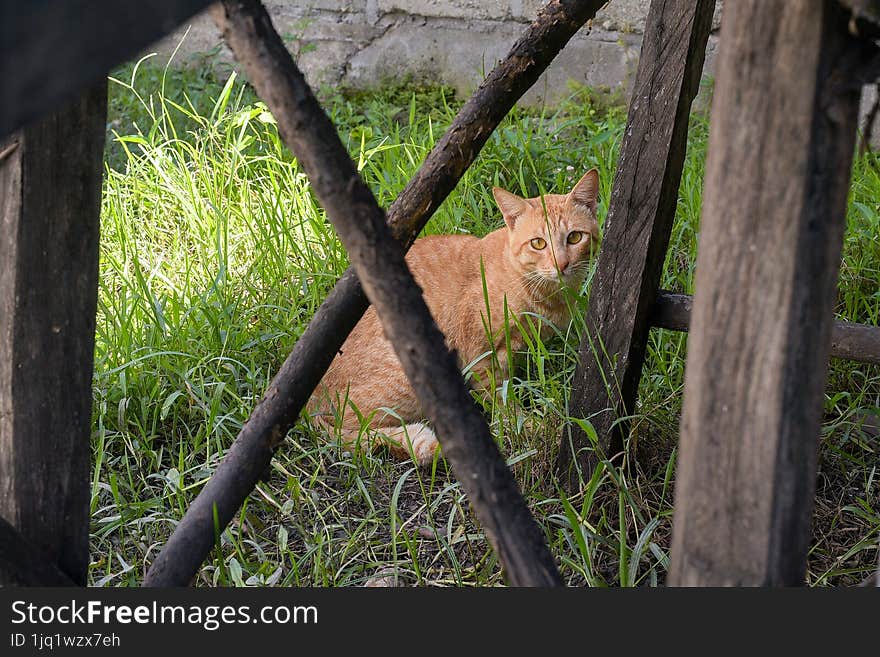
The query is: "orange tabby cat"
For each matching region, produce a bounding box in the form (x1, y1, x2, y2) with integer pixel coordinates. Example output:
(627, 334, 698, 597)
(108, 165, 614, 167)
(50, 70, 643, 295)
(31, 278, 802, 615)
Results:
(308, 169, 601, 465)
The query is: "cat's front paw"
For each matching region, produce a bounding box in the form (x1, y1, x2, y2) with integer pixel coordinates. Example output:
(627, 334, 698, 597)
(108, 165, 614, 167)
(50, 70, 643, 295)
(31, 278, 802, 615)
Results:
(406, 424, 441, 467)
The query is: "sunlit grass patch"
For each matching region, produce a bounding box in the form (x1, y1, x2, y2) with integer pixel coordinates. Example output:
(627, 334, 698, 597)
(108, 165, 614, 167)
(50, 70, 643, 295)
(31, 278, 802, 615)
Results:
(90, 56, 879, 587)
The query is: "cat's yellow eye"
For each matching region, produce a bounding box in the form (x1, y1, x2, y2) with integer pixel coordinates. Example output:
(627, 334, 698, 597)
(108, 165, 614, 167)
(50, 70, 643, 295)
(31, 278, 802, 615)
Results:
(530, 237, 547, 250)
(567, 231, 584, 245)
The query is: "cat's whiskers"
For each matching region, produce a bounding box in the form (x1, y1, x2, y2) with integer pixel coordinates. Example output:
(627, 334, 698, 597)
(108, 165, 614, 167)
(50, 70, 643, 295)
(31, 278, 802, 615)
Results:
(515, 274, 540, 300)
(516, 275, 539, 299)
(519, 269, 566, 300)
(564, 260, 592, 285)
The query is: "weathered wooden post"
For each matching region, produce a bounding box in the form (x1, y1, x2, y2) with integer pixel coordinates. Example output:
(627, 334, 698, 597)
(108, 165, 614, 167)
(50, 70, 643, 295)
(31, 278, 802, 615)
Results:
(669, 0, 865, 586)
(558, 0, 716, 486)
(0, 83, 107, 585)
(0, 0, 213, 138)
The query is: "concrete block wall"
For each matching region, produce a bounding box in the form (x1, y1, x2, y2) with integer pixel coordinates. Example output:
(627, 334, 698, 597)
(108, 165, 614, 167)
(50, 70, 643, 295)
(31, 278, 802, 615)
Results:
(153, 1, 723, 106)
(152, 1, 876, 142)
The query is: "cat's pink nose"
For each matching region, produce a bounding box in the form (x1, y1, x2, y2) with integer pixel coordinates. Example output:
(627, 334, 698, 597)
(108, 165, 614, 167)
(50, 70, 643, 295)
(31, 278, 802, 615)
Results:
(557, 258, 570, 272)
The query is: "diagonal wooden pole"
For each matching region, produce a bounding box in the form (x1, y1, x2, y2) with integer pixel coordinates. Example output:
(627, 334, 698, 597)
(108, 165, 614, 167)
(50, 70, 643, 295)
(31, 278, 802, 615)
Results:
(145, 0, 604, 587)
(558, 0, 716, 488)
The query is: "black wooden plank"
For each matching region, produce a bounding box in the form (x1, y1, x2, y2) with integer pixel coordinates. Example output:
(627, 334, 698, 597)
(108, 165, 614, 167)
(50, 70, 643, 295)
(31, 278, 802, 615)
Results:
(0, 0, 213, 139)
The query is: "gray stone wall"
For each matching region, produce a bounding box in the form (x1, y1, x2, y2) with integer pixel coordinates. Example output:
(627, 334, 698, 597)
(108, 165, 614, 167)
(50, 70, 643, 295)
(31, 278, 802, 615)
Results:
(153, 1, 876, 141)
(154, 1, 722, 105)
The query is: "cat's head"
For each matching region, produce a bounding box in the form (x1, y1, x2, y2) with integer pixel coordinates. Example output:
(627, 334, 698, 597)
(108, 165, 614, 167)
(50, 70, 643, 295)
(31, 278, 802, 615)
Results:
(492, 169, 601, 289)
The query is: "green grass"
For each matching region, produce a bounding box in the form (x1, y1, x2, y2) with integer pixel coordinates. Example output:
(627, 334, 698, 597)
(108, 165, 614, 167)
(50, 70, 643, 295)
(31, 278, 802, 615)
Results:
(90, 54, 880, 587)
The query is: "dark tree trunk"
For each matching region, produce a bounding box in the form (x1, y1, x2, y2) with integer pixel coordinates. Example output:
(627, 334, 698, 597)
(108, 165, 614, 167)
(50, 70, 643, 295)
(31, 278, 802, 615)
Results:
(0, 83, 106, 585)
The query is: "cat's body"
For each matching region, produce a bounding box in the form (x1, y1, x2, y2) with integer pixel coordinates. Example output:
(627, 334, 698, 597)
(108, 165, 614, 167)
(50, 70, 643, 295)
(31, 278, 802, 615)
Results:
(309, 170, 601, 464)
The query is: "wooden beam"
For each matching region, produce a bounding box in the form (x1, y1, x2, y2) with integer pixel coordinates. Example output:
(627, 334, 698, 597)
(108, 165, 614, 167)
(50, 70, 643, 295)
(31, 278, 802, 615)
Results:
(0, 82, 107, 585)
(0, 0, 213, 139)
(669, 0, 863, 586)
(650, 292, 880, 366)
(558, 0, 716, 486)
(649, 291, 694, 333)
(142, 0, 603, 587)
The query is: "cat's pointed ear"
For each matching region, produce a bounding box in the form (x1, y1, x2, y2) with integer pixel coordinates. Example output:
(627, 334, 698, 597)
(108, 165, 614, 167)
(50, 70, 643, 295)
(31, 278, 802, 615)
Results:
(493, 187, 529, 229)
(568, 168, 599, 215)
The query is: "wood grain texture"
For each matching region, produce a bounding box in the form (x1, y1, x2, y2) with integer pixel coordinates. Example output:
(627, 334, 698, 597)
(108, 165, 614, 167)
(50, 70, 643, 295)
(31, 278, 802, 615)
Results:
(650, 292, 880, 365)
(143, 0, 604, 588)
(669, 0, 863, 586)
(559, 0, 716, 486)
(0, 0, 212, 139)
(0, 83, 106, 585)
